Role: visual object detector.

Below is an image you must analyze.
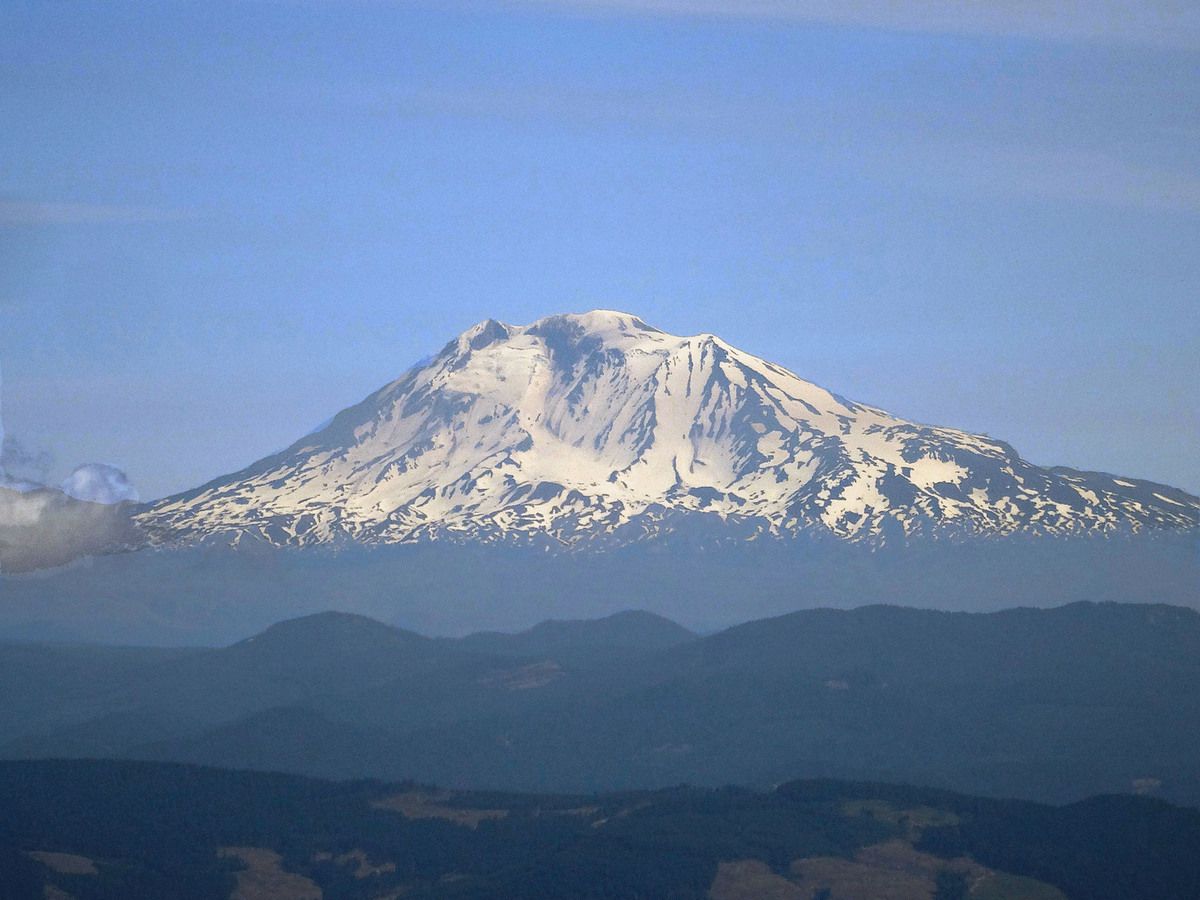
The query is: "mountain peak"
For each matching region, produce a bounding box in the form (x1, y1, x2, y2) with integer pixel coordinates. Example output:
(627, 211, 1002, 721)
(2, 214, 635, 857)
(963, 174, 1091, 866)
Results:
(444, 310, 663, 362)
(527, 308, 659, 336)
(231, 611, 429, 655)
(140, 311, 1199, 549)
(456, 318, 513, 352)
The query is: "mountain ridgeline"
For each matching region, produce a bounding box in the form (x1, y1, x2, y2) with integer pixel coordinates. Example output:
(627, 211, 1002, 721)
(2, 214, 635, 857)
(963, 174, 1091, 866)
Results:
(138, 310, 1199, 550)
(3, 602, 1198, 808)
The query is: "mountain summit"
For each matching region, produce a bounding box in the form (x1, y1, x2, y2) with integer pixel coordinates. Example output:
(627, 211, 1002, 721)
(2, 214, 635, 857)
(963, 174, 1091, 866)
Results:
(140, 310, 1198, 548)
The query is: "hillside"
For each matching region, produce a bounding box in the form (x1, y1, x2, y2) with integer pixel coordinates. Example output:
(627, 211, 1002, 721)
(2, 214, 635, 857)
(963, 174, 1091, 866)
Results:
(1, 759, 1198, 900)
(3, 602, 1198, 806)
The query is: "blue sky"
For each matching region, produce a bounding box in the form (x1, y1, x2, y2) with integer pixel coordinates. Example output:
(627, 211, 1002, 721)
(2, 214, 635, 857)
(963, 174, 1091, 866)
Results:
(1, 1, 1197, 499)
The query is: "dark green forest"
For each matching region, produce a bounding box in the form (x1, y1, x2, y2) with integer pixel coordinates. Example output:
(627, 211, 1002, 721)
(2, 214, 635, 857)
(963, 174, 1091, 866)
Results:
(2, 760, 1199, 900)
(2, 602, 1198, 805)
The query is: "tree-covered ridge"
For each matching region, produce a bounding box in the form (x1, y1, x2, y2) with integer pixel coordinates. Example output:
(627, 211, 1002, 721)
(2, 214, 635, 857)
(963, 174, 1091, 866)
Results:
(3, 602, 1198, 806)
(1, 760, 1198, 900)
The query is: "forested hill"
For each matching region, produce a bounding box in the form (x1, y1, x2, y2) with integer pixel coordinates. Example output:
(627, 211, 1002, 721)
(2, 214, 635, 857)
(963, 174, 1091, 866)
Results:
(1, 760, 1199, 900)
(3, 602, 1198, 806)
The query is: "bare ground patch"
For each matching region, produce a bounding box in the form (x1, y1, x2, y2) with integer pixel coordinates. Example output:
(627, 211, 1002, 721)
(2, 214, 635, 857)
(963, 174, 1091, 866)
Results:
(712, 839, 1065, 900)
(709, 859, 806, 900)
(219, 846, 322, 900)
(477, 660, 563, 690)
(372, 791, 508, 828)
(790, 839, 983, 900)
(26, 852, 98, 876)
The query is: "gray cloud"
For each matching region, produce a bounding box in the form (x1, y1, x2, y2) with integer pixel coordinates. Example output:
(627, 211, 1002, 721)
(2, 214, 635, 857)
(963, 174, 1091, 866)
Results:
(0, 366, 143, 571)
(0, 435, 54, 484)
(514, 0, 1200, 50)
(0, 485, 141, 573)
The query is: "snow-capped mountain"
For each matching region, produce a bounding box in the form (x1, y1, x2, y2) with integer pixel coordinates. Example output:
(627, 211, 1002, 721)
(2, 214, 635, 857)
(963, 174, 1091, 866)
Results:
(139, 310, 1199, 549)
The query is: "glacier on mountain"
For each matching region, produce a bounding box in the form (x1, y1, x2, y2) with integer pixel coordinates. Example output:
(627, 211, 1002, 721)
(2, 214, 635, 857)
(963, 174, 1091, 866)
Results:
(139, 310, 1199, 549)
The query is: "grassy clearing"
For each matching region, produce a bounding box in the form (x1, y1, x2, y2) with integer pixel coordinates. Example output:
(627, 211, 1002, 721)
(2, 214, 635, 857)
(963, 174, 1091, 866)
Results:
(371, 790, 508, 828)
(26, 851, 98, 876)
(218, 847, 322, 900)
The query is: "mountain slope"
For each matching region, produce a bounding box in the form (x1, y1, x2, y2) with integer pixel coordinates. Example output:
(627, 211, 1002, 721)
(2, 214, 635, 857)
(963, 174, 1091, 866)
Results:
(7, 759, 1200, 900)
(138, 310, 1198, 548)
(4, 602, 1199, 805)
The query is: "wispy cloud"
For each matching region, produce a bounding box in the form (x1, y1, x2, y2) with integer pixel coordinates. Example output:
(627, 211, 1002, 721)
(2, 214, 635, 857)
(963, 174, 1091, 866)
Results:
(514, 0, 1200, 50)
(0, 200, 194, 227)
(268, 79, 748, 133)
(273, 76, 1200, 215)
(884, 142, 1200, 215)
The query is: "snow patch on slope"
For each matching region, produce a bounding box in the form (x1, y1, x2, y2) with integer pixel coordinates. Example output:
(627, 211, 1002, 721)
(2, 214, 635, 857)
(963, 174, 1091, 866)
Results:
(139, 310, 1200, 549)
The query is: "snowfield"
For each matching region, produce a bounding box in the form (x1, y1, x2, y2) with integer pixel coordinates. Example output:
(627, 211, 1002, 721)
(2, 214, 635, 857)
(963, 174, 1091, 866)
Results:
(139, 310, 1199, 549)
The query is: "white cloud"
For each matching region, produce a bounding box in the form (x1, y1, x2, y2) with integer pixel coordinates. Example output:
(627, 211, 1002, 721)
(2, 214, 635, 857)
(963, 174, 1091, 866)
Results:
(60, 463, 140, 505)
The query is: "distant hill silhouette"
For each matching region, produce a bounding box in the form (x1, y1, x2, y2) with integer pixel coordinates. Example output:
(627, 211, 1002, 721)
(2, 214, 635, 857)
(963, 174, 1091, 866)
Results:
(3, 602, 1198, 806)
